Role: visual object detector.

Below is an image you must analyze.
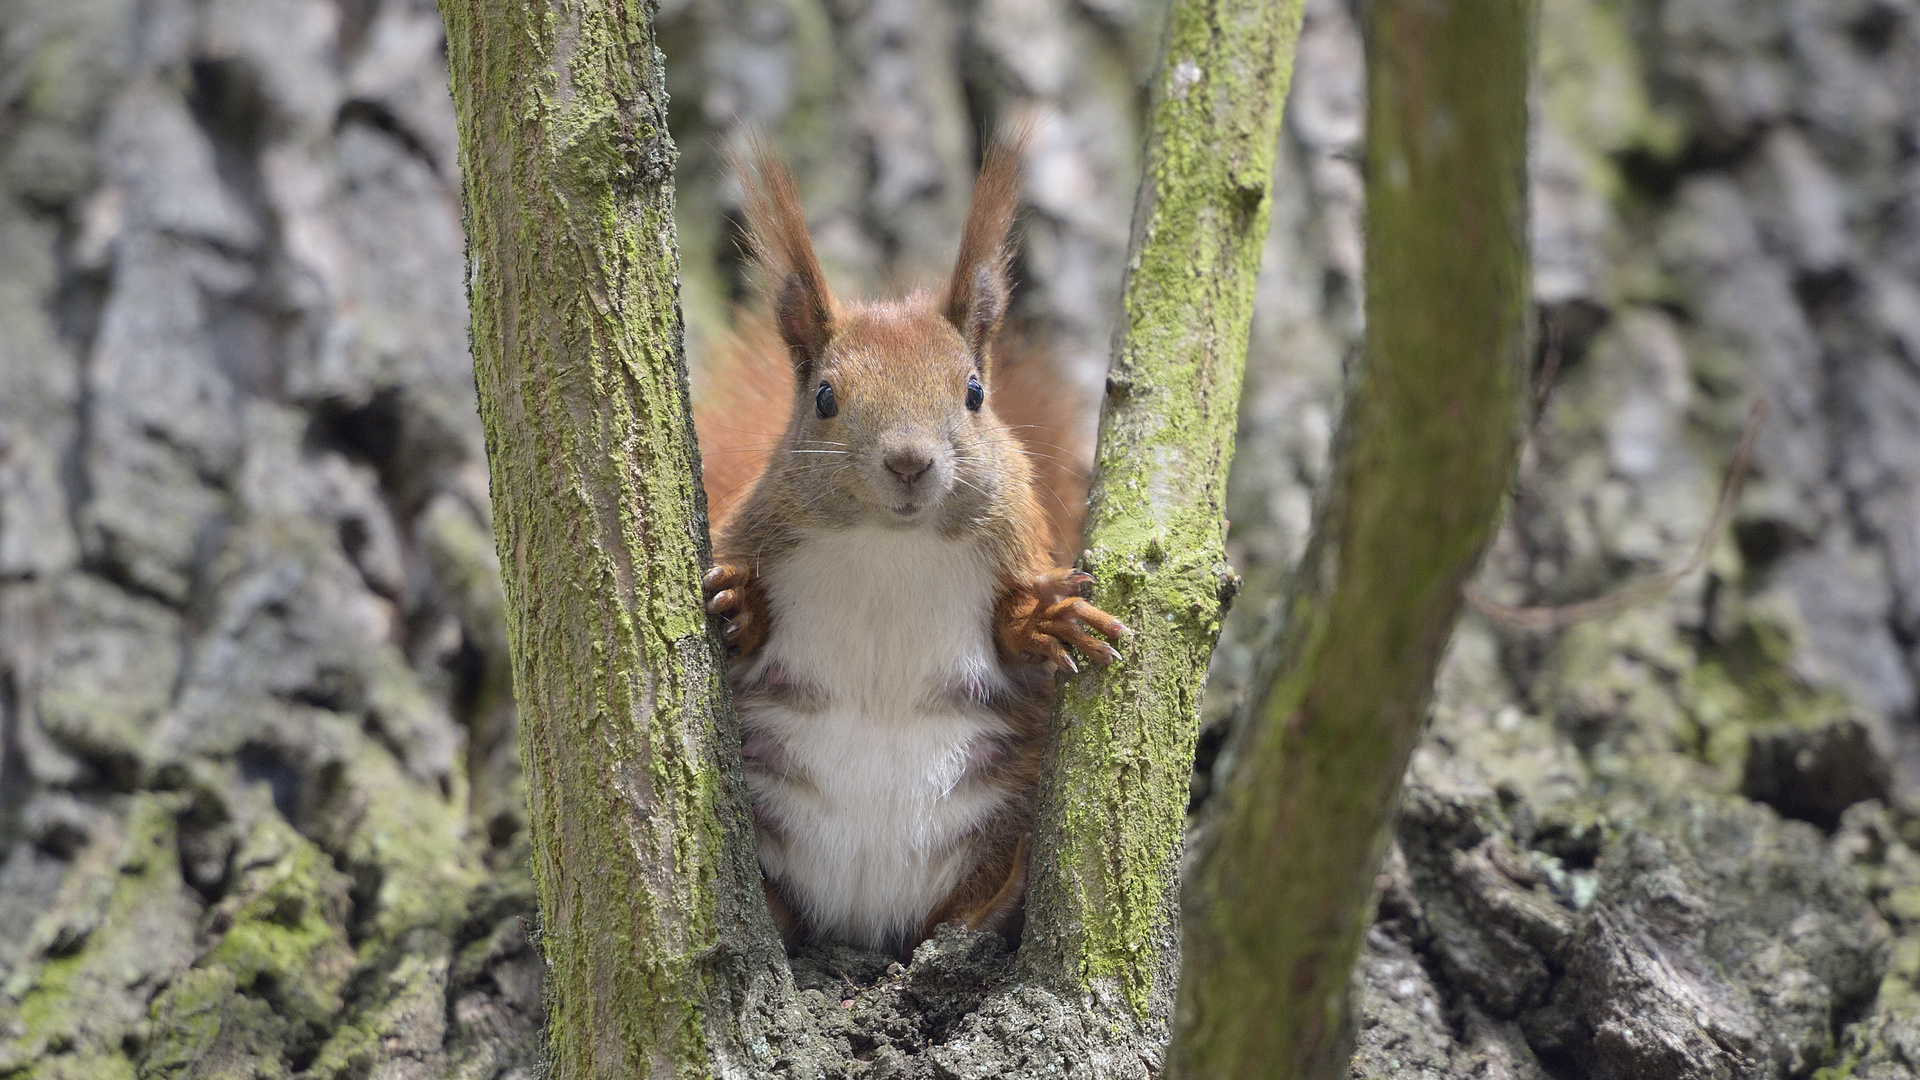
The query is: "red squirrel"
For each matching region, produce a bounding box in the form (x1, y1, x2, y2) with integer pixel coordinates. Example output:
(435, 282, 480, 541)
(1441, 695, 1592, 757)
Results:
(691, 133, 1127, 955)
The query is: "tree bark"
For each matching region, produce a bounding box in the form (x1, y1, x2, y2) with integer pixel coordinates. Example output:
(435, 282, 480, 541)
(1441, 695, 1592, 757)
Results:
(0, 0, 548, 1075)
(440, 1, 778, 1076)
(1169, 0, 1533, 1075)
(1020, 0, 1306, 1019)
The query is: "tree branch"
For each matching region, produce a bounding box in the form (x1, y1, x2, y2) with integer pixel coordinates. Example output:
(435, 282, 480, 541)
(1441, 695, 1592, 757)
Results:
(1168, 0, 1534, 1074)
(1021, 0, 1306, 1018)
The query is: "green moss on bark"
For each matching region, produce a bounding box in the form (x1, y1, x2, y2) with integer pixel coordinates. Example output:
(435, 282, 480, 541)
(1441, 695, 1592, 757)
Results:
(1, 796, 198, 1080)
(139, 809, 356, 1078)
(1020, 0, 1306, 1018)
(440, 0, 780, 1075)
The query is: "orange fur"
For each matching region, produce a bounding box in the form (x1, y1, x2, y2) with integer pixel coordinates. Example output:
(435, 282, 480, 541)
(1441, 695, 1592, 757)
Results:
(987, 335, 1096, 565)
(920, 832, 1031, 941)
(692, 317, 1094, 550)
(731, 136, 838, 375)
(992, 567, 1123, 673)
(692, 313, 795, 529)
(695, 134, 1094, 552)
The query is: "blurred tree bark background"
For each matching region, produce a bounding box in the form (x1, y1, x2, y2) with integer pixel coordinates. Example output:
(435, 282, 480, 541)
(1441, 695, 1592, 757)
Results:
(4, 0, 1920, 1074)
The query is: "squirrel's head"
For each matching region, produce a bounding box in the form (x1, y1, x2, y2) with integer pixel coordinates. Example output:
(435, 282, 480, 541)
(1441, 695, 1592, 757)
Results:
(737, 132, 1032, 530)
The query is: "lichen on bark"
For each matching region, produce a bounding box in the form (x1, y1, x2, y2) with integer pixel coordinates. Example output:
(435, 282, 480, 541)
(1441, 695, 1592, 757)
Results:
(439, 0, 781, 1074)
(1020, 0, 1306, 1019)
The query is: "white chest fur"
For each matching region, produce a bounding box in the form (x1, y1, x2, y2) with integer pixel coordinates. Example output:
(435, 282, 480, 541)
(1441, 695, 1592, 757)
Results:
(740, 525, 1014, 950)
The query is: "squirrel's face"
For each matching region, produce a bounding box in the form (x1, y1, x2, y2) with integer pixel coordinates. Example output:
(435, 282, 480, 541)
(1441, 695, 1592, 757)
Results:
(789, 304, 1007, 530)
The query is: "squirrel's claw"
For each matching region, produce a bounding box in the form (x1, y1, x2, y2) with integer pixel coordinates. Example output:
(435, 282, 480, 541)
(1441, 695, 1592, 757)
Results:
(995, 569, 1127, 672)
(1041, 595, 1125, 647)
(704, 562, 769, 657)
(1039, 614, 1121, 665)
(1044, 640, 1079, 674)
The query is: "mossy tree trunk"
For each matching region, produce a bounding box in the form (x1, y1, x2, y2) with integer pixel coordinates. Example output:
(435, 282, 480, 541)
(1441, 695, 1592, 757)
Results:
(1168, 0, 1534, 1075)
(1022, 0, 1306, 1019)
(441, 1, 779, 1077)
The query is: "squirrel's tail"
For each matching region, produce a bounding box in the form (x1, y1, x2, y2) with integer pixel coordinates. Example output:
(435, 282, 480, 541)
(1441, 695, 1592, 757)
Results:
(692, 311, 794, 531)
(992, 335, 1098, 567)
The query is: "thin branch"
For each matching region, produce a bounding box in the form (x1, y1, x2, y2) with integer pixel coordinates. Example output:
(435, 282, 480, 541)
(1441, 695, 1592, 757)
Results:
(1466, 399, 1769, 631)
(1021, 0, 1307, 1017)
(1534, 306, 1566, 418)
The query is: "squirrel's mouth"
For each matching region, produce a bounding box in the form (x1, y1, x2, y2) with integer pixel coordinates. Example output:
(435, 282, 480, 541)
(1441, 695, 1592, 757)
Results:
(890, 502, 921, 517)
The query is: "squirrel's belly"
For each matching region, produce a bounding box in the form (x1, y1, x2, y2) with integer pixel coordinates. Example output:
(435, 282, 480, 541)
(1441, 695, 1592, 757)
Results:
(742, 525, 1017, 950)
(743, 699, 1013, 950)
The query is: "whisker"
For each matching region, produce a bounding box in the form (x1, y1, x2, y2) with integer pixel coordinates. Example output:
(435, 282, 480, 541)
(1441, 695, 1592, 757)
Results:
(1007, 439, 1091, 460)
(997, 426, 1092, 449)
(949, 455, 1082, 521)
(782, 467, 859, 518)
(1003, 446, 1087, 470)
(1001, 425, 1094, 444)
(699, 437, 849, 458)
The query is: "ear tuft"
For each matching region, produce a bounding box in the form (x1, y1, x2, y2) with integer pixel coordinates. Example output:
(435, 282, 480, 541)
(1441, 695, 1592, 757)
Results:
(945, 125, 1033, 368)
(729, 134, 835, 381)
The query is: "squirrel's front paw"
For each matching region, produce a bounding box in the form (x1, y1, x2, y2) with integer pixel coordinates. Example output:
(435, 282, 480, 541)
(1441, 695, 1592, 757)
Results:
(994, 568, 1127, 673)
(704, 562, 770, 657)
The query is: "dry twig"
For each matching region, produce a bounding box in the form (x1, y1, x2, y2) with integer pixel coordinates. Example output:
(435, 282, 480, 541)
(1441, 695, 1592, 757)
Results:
(1465, 399, 1769, 631)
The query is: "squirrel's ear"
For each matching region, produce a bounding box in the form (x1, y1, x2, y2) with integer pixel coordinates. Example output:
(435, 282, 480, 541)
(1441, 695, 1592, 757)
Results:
(775, 270, 832, 376)
(945, 126, 1031, 369)
(952, 263, 1007, 368)
(731, 135, 835, 380)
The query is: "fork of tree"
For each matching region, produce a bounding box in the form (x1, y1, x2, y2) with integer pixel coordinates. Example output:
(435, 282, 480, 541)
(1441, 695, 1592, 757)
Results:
(442, 0, 1534, 1074)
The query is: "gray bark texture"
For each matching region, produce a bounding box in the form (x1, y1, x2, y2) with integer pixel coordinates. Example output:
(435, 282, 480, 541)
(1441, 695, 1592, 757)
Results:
(3, 0, 1920, 1074)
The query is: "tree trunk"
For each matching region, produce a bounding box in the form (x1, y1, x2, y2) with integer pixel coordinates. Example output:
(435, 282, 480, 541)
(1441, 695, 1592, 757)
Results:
(1020, 0, 1305, 1021)
(1170, 0, 1532, 1074)
(439, 1, 783, 1076)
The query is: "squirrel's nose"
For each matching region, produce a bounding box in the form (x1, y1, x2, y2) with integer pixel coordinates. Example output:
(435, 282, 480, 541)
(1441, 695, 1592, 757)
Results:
(884, 449, 934, 484)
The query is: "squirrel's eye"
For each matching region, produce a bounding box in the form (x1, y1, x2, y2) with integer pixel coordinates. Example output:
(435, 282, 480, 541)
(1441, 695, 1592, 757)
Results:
(965, 376, 984, 412)
(815, 382, 838, 419)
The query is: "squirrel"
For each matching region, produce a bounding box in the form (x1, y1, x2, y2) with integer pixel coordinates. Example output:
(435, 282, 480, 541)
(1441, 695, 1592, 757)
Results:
(691, 131, 1127, 957)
